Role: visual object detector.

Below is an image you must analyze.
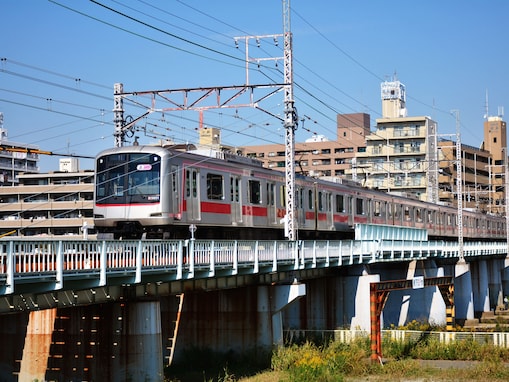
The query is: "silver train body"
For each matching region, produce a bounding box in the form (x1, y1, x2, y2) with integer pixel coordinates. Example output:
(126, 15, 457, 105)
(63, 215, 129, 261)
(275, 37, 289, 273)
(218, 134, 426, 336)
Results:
(93, 145, 507, 240)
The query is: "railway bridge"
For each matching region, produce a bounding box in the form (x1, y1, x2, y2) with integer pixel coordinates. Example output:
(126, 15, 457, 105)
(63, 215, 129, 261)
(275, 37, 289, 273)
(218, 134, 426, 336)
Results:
(1, 225, 509, 381)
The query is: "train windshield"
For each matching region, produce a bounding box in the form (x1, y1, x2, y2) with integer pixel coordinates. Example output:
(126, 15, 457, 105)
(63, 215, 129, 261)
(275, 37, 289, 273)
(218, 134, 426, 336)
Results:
(95, 152, 161, 204)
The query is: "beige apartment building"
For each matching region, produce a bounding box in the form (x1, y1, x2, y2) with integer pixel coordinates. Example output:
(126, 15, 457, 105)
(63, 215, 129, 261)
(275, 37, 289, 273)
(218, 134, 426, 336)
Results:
(0, 164, 94, 237)
(242, 113, 370, 178)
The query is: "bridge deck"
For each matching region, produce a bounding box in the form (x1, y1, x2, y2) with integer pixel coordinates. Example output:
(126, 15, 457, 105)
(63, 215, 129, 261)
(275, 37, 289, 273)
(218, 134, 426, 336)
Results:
(0, 238, 507, 296)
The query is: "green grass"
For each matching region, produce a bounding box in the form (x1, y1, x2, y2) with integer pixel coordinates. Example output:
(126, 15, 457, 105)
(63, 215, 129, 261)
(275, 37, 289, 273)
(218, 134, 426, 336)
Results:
(165, 336, 509, 382)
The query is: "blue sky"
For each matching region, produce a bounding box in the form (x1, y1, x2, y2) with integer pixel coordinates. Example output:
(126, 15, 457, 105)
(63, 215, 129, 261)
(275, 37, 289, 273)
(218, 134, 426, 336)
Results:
(1, 0, 508, 172)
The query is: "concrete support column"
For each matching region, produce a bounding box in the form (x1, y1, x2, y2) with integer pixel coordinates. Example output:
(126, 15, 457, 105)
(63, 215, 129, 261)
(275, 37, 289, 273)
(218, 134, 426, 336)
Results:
(455, 260, 475, 322)
(258, 282, 306, 347)
(491, 258, 504, 308)
(429, 267, 446, 325)
(19, 308, 57, 381)
(257, 286, 272, 348)
(120, 301, 163, 382)
(350, 271, 380, 331)
(477, 260, 491, 313)
(503, 257, 509, 300)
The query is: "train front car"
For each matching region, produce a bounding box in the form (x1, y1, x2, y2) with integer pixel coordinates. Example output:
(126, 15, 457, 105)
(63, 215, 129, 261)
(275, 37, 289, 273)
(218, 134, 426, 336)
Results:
(94, 146, 170, 239)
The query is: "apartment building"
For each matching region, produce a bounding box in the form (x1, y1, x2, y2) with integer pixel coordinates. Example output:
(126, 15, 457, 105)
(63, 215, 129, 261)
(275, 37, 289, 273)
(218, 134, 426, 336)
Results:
(351, 115, 437, 201)
(242, 113, 370, 178)
(0, 161, 94, 237)
(0, 114, 40, 185)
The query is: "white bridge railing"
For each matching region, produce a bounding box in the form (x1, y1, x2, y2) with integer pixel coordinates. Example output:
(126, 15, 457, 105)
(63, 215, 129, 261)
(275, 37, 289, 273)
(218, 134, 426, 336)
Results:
(0, 239, 507, 295)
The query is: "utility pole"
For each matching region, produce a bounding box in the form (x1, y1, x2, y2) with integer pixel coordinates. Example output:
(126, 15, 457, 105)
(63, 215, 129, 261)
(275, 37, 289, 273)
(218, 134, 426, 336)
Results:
(452, 110, 464, 261)
(283, 0, 297, 240)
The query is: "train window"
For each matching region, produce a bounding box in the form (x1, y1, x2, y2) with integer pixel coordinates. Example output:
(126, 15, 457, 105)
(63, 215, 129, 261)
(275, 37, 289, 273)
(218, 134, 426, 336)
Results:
(374, 200, 381, 216)
(416, 208, 422, 222)
(281, 185, 286, 207)
(403, 206, 411, 221)
(186, 169, 198, 198)
(206, 173, 223, 200)
(394, 204, 401, 219)
(318, 191, 323, 211)
(267, 183, 275, 206)
(308, 190, 314, 209)
(248, 180, 261, 204)
(356, 198, 364, 215)
(336, 195, 345, 213)
(388, 203, 393, 219)
(230, 177, 240, 202)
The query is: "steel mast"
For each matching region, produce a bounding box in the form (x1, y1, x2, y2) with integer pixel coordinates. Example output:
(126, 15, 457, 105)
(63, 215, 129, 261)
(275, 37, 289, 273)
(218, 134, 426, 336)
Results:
(283, 0, 297, 240)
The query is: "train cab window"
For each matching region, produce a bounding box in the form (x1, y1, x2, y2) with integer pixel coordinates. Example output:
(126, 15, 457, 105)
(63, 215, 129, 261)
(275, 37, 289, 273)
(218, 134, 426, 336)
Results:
(248, 180, 261, 204)
(355, 198, 364, 215)
(206, 173, 224, 200)
(336, 195, 345, 213)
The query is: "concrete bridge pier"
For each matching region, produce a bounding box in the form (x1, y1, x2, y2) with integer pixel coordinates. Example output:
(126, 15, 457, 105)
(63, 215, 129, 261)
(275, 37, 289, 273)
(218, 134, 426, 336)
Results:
(119, 301, 164, 382)
(455, 260, 475, 323)
(18, 309, 57, 382)
(474, 260, 491, 314)
(502, 257, 509, 302)
(350, 267, 380, 331)
(490, 258, 504, 308)
(395, 260, 446, 327)
(258, 281, 306, 347)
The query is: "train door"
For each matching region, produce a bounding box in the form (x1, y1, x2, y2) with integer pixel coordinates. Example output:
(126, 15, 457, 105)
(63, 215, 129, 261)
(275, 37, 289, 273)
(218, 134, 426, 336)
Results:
(267, 182, 277, 225)
(230, 175, 242, 223)
(185, 168, 201, 221)
(171, 165, 180, 217)
(326, 192, 333, 228)
(296, 187, 305, 227)
(348, 196, 354, 226)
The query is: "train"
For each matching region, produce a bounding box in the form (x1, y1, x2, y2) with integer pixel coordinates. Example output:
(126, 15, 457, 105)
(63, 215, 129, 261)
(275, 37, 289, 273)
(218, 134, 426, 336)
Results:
(93, 143, 507, 241)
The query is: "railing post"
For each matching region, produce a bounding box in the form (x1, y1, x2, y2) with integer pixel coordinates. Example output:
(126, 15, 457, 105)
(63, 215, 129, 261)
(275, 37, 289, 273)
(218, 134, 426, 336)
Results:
(55, 241, 63, 290)
(135, 240, 142, 284)
(254, 241, 259, 273)
(312, 240, 317, 268)
(188, 239, 195, 279)
(325, 240, 330, 267)
(99, 241, 106, 287)
(176, 240, 183, 280)
(272, 240, 277, 272)
(5, 241, 14, 294)
(209, 240, 215, 277)
(232, 240, 238, 275)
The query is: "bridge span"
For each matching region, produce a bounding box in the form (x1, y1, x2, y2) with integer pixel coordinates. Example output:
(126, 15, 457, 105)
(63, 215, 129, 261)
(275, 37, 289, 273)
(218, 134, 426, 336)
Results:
(0, 235, 508, 381)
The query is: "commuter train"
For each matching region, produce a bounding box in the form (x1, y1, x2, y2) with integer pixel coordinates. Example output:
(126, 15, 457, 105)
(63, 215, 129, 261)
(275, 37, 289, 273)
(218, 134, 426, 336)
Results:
(93, 144, 507, 241)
